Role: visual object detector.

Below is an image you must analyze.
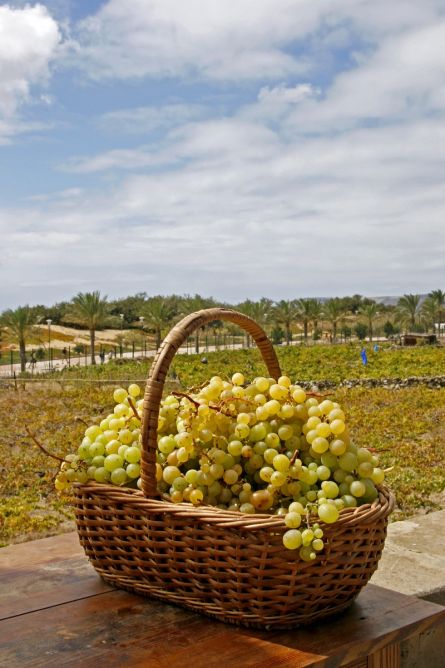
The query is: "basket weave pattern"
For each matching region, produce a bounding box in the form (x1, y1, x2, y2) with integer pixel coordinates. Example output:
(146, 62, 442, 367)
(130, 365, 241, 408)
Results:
(74, 308, 395, 629)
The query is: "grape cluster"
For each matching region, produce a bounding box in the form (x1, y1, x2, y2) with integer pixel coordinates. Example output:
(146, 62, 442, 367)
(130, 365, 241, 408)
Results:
(55, 374, 385, 560)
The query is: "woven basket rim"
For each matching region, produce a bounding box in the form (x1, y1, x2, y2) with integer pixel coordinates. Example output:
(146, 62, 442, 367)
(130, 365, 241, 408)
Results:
(73, 482, 395, 531)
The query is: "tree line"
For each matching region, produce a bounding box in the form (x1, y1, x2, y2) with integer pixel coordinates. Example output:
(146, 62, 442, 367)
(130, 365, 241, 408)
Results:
(1, 290, 444, 372)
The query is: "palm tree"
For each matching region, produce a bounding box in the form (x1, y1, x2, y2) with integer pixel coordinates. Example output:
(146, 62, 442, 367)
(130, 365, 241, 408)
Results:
(358, 303, 379, 341)
(272, 300, 299, 345)
(323, 298, 345, 342)
(69, 291, 109, 364)
(309, 299, 323, 340)
(0, 305, 37, 372)
(421, 296, 438, 334)
(429, 289, 445, 337)
(142, 296, 178, 350)
(396, 294, 420, 332)
(296, 299, 313, 341)
(236, 298, 273, 346)
(177, 294, 217, 353)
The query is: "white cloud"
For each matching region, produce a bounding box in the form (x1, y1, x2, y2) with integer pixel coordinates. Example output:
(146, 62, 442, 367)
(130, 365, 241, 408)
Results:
(60, 144, 179, 173)
(70, 0, 444, 83)
(73, 0, 322, 81)
(287, 20, 445, 131)
(2, 1, 445, 308)
(3, 108, 445, 306)
(0, 4, 61, 117)
(98, 103, 207, 134)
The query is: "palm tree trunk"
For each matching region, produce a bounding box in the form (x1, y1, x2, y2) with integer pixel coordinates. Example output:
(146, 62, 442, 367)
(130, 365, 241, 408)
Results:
(89, 329, 96, 364)
(156, 328, 162, 350)
(304, 321, 308, 340)
(19, 339, 26, 373)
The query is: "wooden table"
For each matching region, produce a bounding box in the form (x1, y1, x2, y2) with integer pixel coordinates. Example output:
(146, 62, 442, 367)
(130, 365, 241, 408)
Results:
(1, 532, 444, 668)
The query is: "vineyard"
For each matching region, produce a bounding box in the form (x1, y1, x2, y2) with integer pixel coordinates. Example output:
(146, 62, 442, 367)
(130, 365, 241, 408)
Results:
(1, 343, 445, 546)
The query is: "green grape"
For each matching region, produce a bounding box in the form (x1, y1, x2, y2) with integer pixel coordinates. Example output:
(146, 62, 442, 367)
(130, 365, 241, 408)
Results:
(94, 467, 110, 483)
(110, 468, 127, 485)
(284, 512, 301, 528)
(105, 439, 121, 455)
(232, 372, 245, 386)
(255, 377, 270, 393)
(339, 452, 358, 472)
(371, 467, 385, 485)
(341, 494, 358, 508)
(358, 462, 374, 478)
(249, 423, 267, 442)
(269, 384, 288, 401)
(316, 422, 331, 438)
(119, 429, 133, 445)
(128, 384, 141, 398)
(273, 454, 290, 473)
(239, 503, 255, 514)
(350, 480, 366, 497)
(91, 455, 105, 467)
(317, 503, 339, 524)
(190, 489, 204, 505)
(330, 419, 345, 435)
(316, 465, 331, 481)
(89, 442, 105, 458)
(312, 538, 324, 552)
(85, 425, 101, 441)
(228, 440, 243, 456)
(113, 387, 128, 403)
(283, 529, 302, 550)
(311, 437, 329, 454)
(270, 471, 286, 487)
(321, 480, 339, 498)
(126, 463, 141, 479)
(292, 387, 306, 403)
(223, 469, 239, 485)
(104, 454, 124, 472)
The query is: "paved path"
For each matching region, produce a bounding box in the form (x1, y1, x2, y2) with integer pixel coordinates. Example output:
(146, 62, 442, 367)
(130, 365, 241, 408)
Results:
(0, 342, 250, 378)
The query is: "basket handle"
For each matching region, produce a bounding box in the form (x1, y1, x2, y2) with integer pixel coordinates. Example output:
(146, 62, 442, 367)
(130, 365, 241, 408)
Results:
(140, 308, 282, 497)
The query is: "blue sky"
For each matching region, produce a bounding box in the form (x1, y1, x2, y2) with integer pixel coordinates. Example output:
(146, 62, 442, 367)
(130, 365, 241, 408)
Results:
(1, 1, 445, 310)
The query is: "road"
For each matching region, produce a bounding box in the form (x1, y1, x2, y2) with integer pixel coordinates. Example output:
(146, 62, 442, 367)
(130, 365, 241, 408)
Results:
(0, 342, 248, 378)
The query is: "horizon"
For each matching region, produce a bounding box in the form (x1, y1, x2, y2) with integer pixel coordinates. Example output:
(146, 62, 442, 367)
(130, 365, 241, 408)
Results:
(0, 289, 431, 313)
(1, 1, 444, 310)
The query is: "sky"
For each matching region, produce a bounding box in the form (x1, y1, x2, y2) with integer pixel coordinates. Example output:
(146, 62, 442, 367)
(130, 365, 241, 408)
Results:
(1, 0, 445, 311)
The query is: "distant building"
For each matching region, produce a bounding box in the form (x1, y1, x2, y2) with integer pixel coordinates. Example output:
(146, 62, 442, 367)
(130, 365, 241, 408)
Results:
(399, 333, 437, 346)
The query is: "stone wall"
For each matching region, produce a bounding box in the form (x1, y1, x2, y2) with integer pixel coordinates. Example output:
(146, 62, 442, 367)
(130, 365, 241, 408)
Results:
(299, 376, 445, 391)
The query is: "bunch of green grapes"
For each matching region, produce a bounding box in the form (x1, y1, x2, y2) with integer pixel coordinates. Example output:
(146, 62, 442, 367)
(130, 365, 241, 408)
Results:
(55, 373, 386, 561)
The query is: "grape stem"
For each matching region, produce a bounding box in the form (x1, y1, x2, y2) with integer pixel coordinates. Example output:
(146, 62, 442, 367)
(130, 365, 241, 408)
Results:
(289, 449, 300, 465)
(25, 426, 66, 463)
(127, 397, 141, 420)
(172, 391, 202, 409)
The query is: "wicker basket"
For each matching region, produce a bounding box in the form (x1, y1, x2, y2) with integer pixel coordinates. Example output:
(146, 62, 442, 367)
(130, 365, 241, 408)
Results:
(74, 308, 395, 629)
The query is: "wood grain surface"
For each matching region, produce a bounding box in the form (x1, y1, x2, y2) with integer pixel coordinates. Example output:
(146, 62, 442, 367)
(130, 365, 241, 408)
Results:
(1, 532, 444, 668)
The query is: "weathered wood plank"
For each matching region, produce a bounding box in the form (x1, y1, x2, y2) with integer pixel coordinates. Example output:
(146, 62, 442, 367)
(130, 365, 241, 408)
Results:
(0, 588, 327, 668)
(1, 532, 444, 668)
(0, 582, 444, 668)
(368, 643, 400, 668)
(0, 555, 112, 620)
(0, 532, 82, 573)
